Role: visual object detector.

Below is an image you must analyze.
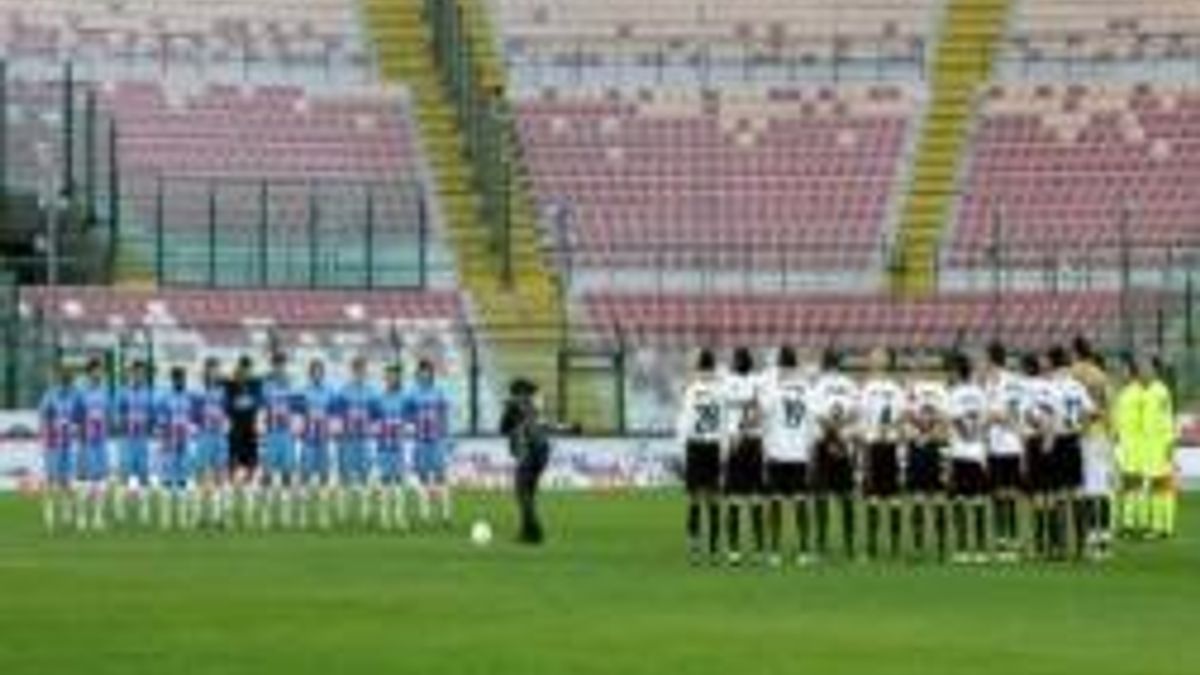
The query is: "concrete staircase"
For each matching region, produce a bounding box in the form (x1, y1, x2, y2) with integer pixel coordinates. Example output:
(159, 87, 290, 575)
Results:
(365, 0, 606, 425)
(891, 0, 1011, 295)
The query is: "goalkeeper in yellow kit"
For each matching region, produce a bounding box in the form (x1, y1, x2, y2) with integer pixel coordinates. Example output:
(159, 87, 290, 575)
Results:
(1145, 357, 1178, 539)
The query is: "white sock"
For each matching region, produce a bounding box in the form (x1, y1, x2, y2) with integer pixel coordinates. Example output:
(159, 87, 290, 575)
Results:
(71, 485, 85, 530)
(113, 484, 127, 524)
(335, 484, 348, 524)
(159, 489, 173, 529)
(90, 485, 106, 528)
(411, 480, 431, 523)
(43, 496, 56, 532)
(319, 486, 333, 529)
(136, 486, 151, 525)
(392, 485, 408, 530)
(438, 487, 453, 524)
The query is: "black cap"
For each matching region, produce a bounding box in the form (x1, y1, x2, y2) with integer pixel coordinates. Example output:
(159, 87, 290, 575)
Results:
(510, 378, 539, 397)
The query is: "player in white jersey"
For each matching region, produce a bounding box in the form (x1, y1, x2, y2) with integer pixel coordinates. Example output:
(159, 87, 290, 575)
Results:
(857, 348, 907, 560)
(1048, 345, 1096, 560)
(722, 347, 766, 565)
(982, 343, 1027, 559)
(1020, 354, 1059, 559)
(948, 354, 990, 563)
(763, 347, 817, 566)
(810, 350, 859, 560)
(905, 369, 953, 561)
(676, 349, 726, 564)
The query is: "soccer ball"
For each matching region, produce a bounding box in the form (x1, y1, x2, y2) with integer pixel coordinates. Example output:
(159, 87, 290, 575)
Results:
(470, 520, 494, 547)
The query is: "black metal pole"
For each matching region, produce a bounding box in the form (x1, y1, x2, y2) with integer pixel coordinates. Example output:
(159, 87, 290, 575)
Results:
(0, 60, 8, 209)
(62, 62, 75, 203)
(208, 180, 218, 287)
(84, 90, 97, 227)
(259, 180, 269, 287)
(155, 175, 165, 283)
(417, 182, 429, 289)
(108, 121, 120, 236)
(365, 183, 375, 290)
(309, 185, 320, 289)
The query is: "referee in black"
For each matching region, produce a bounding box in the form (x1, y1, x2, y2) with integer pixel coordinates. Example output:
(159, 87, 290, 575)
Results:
(225, 355, 264, 485)
(500, 378, 556, 545)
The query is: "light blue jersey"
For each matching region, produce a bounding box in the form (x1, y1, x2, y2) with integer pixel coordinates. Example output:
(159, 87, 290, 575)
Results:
(262, 376, 298, 475)
(76, 382, 112, 482)
(337, 380, 379, 485)
(116, 384, 156, 485)
(404, 382, 452, 483)
(194, 381, 228, 474)
(39, 386, 78, 486)
(299, 381, 337, 482)
(157, 389, 194, 488)
(376, 388, 409, 484)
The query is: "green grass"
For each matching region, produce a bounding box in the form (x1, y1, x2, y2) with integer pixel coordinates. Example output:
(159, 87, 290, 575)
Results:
(1, 492, 1198, 674)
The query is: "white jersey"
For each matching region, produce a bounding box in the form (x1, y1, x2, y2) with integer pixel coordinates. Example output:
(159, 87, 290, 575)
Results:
(764, 376, 815, 462)
(1052, 372, 1095, 437)
(858, 378, 907, 444)
(724, 373, 765, 439)
(676, 378, 725, 445)
(985, 369, 1026, 457)
(949, 382, 988, 462)
(810, 372, 859, 435)
(1022, 376, 1060, 438)
(908, 380, 951, 441)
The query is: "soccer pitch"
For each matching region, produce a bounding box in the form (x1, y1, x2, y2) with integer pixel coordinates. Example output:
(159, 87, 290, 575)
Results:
(0, 492, 1197, 675)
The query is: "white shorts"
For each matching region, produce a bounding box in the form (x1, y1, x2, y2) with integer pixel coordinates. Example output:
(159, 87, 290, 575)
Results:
(1082, 436, 1115, 497)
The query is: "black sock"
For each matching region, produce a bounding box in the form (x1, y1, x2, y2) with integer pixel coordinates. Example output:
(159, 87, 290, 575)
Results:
(1050, 500, 1065, 557)
(912, 501, 926, 553)
(888, 504, 902, 558)
(687, 502, 701, 546)
(1074, 498, 1089, 559)
(867, 503, 880, 558)
(796, 500, 810, 554)
(727, 504, 741, 555)
(751, 503, 765, 554)
(954, 502, 968, 553)
(1098, 497, 1111, 540)
(1033, 504, 1047, 557)
(993, 498, 1007, 546)
(707, 502, 721, 555)
(768, 501, 782, 554)
(815, 496, 830, 555)
(974, 503, 987, 553)
(934, 503, 948, 561)
(841, 496, 856, 558)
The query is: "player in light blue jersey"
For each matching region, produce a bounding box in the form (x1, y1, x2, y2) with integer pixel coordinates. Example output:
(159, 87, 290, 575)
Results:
(39, 364, 79, 532)
(376, 364, 411, 531)
(114, 360, 155, 526)
(194, 358, 231, 526)
(298, 358, 338, 529)
(404, 359, 454, 526)
(336, 356, 380, 526)
(156, 367, 196, 530)
(261, 353, 299, 529)
(75, 358, 113, 531)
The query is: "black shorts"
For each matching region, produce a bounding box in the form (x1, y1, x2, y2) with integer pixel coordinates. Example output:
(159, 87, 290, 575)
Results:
(863, 442, 900, 498)
(951, 460, 988, 498)
(1024, 437, 1055, 494)
(1053, 434, 1083, 491)
(907, 441, 945, 494)
(724, 438, 764, 496)
(229, 433, 259, 471)
(987, 455, 1022, 491)
(766, 460, 808, 497)
(814, 436, 855, 495)
(685, 441, 722, 493)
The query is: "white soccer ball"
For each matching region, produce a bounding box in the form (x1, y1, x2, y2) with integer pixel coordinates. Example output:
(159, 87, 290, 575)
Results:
(470, 520, 494, 547)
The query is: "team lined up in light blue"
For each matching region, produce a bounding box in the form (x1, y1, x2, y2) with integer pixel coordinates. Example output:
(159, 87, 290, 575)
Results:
(37, 353, 456, 533)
